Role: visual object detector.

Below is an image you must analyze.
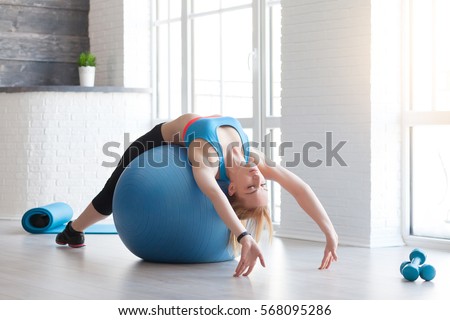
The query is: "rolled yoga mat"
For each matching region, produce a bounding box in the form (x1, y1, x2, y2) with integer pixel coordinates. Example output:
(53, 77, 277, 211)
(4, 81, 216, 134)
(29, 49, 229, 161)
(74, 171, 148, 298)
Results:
(21, 202, 117, 234)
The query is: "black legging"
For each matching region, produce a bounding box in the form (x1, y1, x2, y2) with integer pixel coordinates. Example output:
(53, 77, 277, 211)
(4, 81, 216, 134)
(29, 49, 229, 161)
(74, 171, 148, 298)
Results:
(92, 123, 166, 215)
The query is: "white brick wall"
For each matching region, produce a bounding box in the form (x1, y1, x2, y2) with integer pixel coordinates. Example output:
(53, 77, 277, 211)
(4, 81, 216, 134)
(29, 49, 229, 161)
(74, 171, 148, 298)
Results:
(89, 0, 124, 86)
(89, 0, 151, 88)
(370, 0, 403, 246)
(0, 91, 151, 219)
(278, 0, 404, 247)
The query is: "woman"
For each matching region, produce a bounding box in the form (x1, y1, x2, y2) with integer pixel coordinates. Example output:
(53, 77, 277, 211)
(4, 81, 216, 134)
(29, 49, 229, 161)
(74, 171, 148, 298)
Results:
(56, 114, 338, 277)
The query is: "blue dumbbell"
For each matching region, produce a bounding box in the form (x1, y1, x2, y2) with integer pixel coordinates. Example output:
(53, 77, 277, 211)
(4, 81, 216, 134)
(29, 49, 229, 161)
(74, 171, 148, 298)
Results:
(400, 260, 436, 281)
(401, 248, 427, 281)
(419, 264, 436, 281)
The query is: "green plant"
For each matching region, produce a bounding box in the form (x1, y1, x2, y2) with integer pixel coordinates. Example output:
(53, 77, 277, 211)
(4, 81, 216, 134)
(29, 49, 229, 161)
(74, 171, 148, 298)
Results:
(78, 52, 96, 67)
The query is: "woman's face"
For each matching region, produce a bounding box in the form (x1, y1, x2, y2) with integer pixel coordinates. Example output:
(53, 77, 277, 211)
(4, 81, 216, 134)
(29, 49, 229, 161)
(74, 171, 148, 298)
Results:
(228, 162, 269, 208)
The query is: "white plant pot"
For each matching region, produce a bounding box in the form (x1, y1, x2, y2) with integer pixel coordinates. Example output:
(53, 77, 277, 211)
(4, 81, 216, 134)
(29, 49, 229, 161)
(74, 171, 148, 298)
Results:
(78, 66, 96, 87)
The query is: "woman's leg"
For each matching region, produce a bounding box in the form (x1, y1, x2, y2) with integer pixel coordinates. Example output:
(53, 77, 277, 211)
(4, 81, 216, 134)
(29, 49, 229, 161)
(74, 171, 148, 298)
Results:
(71, 202, 106, 231)
(56, 123, 166, 246)
(55, 203, 103, 247)
(90, 123, 167, 217)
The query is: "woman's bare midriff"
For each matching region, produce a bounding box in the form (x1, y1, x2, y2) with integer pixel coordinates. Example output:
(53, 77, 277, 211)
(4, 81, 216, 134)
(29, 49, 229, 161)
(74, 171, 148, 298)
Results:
(161, 113, 200, 145)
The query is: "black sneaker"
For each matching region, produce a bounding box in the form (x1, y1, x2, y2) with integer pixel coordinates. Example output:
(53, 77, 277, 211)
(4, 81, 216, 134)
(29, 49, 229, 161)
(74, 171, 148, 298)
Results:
(55, 221, 85, 248)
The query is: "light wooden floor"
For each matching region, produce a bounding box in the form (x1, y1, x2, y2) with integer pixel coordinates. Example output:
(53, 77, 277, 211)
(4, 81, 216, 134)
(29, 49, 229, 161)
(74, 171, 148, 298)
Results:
(1, 220, 449, 300)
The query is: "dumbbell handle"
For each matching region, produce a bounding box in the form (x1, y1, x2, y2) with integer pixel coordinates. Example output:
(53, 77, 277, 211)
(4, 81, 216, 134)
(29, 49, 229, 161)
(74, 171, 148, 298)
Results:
(410, 256, 422, 266)
(409, 249, 427, 265)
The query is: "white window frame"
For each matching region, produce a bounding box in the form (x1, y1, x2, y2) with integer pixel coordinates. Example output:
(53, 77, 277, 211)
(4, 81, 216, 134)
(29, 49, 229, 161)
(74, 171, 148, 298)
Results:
(401, 0, 450, 249)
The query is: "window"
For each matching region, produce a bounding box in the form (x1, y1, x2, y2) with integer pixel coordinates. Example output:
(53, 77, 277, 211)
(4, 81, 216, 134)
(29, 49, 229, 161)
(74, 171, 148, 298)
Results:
(152, 0, 282, 222)
(152, 1, 182, 119)
(190, 1, 253, 117)
(405, 0, 450, 242)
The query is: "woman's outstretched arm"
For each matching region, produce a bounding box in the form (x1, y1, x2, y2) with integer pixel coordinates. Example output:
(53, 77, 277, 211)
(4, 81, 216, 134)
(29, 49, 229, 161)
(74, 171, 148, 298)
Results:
(260, 160, 338, 269)
(191, 163, 265, 277)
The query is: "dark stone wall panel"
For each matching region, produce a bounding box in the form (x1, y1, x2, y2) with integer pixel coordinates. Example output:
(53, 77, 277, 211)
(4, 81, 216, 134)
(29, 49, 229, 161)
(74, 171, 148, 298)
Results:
(0, 60, 80, 86)
(0, 0, 90, 86)
(0, 0, 89, 11)
(0, 4, 88, 36)
(0, 32, 89, 63)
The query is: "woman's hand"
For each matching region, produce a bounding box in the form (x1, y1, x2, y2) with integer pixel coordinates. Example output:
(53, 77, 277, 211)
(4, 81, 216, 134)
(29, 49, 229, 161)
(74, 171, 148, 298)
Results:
(234, 236, 265, 277)
(319, 232, 338, 269)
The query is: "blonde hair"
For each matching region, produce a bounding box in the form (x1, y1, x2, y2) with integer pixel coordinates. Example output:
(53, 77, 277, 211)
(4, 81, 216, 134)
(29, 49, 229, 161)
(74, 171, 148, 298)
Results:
(228, 197, 273, 254)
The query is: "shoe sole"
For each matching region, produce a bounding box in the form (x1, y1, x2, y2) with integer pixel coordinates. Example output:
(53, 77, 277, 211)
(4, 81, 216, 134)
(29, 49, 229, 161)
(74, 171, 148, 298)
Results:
(56, 241, 85, 248)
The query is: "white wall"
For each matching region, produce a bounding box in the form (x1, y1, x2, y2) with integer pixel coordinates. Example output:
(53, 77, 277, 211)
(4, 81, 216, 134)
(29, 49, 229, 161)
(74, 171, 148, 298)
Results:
(0, 91, 151, 219)
(89, 0, 151, 88)
(89, 0, 124, 86)
(370, 0, 403, 246)
(278, 0, 404, 247)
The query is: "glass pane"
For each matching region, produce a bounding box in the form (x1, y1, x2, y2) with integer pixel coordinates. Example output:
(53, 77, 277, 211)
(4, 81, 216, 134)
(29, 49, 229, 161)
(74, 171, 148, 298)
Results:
(157, 24, 169, 118)
(192, 14, 221, 114)
(157, 0, 169, 21)
(411, 126, 450, 239)
(410, 0, 433, 111)
(243, 127, 253, 143)
(156, 22, 182, 119)
(268, 3, 281, 117)
(222, 0, 252, 9)
(170, 0, 182, 19)
(410, 0, 450, 111)
(191, 0, 251, 14)
(222, 8, 253, 118)
(191, 8, 253, 118)
(157, 0, 181, 20)
(435, 0, 450, 111)
(195, 96, 221, 115)
(191, 0, 220, 14)
(170, 21, 182, 118)
(265, 127, 282, 223)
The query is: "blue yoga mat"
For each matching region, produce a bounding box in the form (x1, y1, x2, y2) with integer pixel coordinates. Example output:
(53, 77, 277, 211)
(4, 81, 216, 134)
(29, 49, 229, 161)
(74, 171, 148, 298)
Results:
(21, 202, 117, 234)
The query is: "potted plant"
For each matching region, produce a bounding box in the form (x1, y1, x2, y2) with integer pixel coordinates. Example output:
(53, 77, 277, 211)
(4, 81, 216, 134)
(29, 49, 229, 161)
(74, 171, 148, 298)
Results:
(78, 52, 96, 87)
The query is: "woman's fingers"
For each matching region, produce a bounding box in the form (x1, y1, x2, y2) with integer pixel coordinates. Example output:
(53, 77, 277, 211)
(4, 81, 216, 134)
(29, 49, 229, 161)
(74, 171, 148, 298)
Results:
(234, 253, 265, 277)
(243, 264, 255, 277)
(319, 251, 337, 269)
(234, 256, 248, 277)
(332, 251, 338, 262)
(258, 253, 266, 268)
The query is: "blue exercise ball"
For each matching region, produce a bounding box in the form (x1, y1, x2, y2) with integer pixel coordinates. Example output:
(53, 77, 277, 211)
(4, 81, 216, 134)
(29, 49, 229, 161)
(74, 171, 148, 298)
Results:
(112, 145, 234, 263)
